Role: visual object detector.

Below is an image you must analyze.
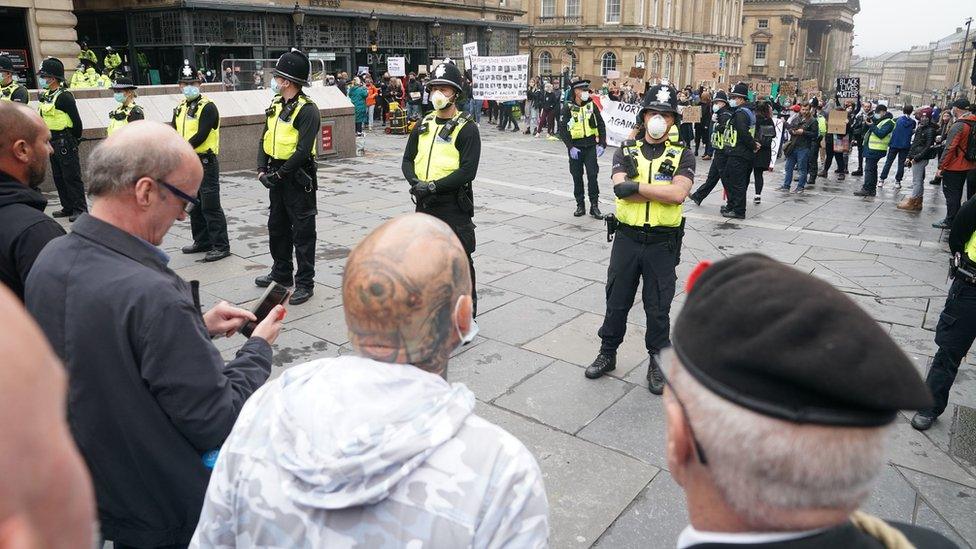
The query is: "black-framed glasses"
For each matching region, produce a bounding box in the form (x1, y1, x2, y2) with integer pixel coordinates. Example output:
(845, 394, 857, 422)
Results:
(156, 179, 199, 214)
(659, 347, 709, 466)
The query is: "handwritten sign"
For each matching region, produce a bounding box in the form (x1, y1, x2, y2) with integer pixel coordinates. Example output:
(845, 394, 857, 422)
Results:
(606, 69, 621, 80)
(679, 105, 701, 124)
(836, 77, 859, 99)
(779, 80, 797, 97)
(800, 78, 819, 93)
(387, 56, 405, 77)
(694, 53, 721, 86)
(629, 66, 645, 79)
(753, 81, 773, 98)
(463, 42, 479, 61)
(601, 100, 642, 147)
(470, 54, 529, 101)
(827, 109, 849, 134)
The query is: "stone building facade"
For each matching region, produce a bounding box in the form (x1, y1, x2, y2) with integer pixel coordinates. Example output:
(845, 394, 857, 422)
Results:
(1, 0, 80, 87)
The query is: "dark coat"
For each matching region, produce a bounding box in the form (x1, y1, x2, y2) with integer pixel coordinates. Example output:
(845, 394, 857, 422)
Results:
(754, 112, 775, 169)
(25, 214, 272, 547)
(685, 521, 958, 548)
(908, 120, 938, 161)
(0, 171, 65, 301)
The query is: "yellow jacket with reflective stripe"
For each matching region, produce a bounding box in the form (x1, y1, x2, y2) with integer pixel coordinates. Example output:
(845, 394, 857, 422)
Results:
(414, 111, 470, 183)
(0, 81, 25, 102)
(966, 231, 976, 261)
(568, 102, 599, 140)
(175, 95, 220, 154)
(107, 103, 140, 135)
(615, 141, 685, 228)
(262, 94, 318, 161)
(866, 117, 895, 152)
(38, 88, 73, 131)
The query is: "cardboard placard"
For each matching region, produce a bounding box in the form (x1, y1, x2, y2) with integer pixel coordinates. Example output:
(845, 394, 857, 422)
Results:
(387, 56, 406, 77)
(679, 104, 701, 124)
(827, 108, 848, 134)
(606, 69, 621, 79)
(693, 53, 721, 86)
(800, 78, 819, 93)
(836, 77, 859, 99)
(418, 65, 428, 75)
(753, 81, 773, 98)
(779, 81, 798, 97)
(629, 66, 646, 79)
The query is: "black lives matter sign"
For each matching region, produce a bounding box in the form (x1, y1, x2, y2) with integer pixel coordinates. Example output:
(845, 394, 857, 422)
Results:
(836, 77, 860, 99)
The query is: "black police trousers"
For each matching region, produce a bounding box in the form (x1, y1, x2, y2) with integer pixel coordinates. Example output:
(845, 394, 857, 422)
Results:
(724, 155, 754, 216)
(941, 170, 976, 224)
(924, 278, 976, 417)
(598, 228, 677, 355)
(49, 132, 87, 215)
(189, 154, 229, 252)
(690, 151, 727, 203)
(452, 222, 478, 318)
(268, 167, 317, 289)
(569, 144, 600, 206)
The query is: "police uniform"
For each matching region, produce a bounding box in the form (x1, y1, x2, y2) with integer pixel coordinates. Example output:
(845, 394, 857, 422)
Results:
(36, 57, 87, 222)
(721, 82, 757, 219)
(172, 61, 231, 263)
(854, 109, 895, 197)
(69, 60, 97, 89)
(401, 60, 482, 315)
(912, 197, 976, 431)
(106, 77, 144, 136)
(586, 84, 695, 393)
(558, 79, 607, 219)
(255, 49, 321, 306)
(77, 43, 98, 67)
(688, 90, 732, 207)
(0, 54, 28, 103)
(103, 47, 122, 74)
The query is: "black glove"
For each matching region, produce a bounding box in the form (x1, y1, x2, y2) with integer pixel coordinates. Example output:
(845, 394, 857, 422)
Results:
(613, 181, 640, 199)
(258, 171, 280, 189)
(410, 180, 433, 200)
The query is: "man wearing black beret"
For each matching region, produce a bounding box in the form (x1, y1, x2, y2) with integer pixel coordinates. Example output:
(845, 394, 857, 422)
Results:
(662, 253, 955, 548)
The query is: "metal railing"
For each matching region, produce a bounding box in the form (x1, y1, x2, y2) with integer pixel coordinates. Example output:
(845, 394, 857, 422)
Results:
(219, 58, 329, 91)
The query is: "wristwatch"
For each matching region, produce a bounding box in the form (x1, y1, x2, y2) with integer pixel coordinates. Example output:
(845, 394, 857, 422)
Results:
(427, 182, 437, 193)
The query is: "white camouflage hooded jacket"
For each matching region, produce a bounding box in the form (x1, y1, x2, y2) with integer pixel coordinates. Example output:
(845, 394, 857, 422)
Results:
(190, 355, 549, 548)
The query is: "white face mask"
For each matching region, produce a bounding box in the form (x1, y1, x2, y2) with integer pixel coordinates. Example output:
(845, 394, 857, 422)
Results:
(647, 114, 668, 139)
(579, 91, 590, 102)
(453, 296, 479, 352)
(431, 90, 453, 111)
(729, 98, 739, 108)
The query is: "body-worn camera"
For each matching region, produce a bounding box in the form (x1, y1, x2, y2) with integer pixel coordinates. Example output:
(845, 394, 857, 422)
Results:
(605, 214, 619, 242)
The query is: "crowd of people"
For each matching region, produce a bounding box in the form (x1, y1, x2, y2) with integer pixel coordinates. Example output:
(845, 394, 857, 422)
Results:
(1, 44, 975, 548)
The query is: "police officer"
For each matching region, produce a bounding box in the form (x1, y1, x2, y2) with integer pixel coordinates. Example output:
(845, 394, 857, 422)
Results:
(106, 77, 143, 136)
(37, 57, 87, 222)
(255, 49, 321, 306)
(401, 59, 481, 316)
(0, 55, 28, 103)
(912, 197, 976, 431)
(172, 61, 231, 263)
(559, 79, 606, 219)
(77, 41, 98, 67)
(585, 84, 696, 394)
(688, 89, 732, 208)
(103, 46, 121, 75)
(69, 58, 96, 89)
(721, 82, 757, 219)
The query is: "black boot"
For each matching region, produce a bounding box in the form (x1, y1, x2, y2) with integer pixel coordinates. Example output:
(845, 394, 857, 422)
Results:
(585, 353, 616, 379)
(181, 242, 212, 254)
(203, 249, 231, 262)
(590, 203, 603, 220)
(255, 274, 293, 288)
(910, 413, 936, 431)
(851, 170, 863, 176)
(574, 203, 586, 217)
(289, 286, 314, 305)
(646, 353, 665, 395)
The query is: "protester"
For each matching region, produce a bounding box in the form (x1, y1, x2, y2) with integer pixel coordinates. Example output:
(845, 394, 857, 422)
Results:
(930, 109, 955, 185)
(933, 99, 976, 229)
(779, 102, 818, 194)
(406, 71, 423, 118)
(542, 81, 560, 137)
(191, 213, 549, 548)
(696, 90, 712, 157)
(364, 75, 378, 131)
(897, 107, 937, 212)
(664, 254, 955, 548)
(221, 66, 240, 90)
(0, 284, 95, 549)
(25, 120, 285, 548)
(854, 104, 895, 197)
(878, 104, 915, 189)
(751, 100, 774, 204)
(849, 100, 873, 176)
(348, 76, 368, 136)
(0, 103, 64, 301)
(526, 77, 545, 135)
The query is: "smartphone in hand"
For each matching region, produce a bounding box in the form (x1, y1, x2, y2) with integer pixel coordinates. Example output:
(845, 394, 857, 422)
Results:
(240, 282, 291, 338)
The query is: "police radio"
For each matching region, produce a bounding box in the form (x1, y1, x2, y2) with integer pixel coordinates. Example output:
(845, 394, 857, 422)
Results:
(620, 139, 640, 179)
(658, 149, 679, 178)
(438, 117, 460, 141)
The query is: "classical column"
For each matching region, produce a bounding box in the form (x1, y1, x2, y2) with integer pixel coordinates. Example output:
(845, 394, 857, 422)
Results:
(33, 0, 80, 74)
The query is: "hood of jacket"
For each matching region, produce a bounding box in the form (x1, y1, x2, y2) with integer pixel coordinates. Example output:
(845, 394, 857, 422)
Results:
(0, 173, 47, 211)
(268, 356, 476, 510)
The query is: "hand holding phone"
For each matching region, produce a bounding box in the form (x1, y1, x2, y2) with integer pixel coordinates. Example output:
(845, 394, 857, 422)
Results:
(240, 282, 291, 340)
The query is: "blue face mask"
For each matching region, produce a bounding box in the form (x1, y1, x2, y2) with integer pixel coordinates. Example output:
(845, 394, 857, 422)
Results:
(873, 113, 881, 120)
(270, 78, 281, 95)
(40, 79, 50, 90)
(182, 85, 200, 99)
(114, 92, 125, 103)
(712, 104, 721, 113)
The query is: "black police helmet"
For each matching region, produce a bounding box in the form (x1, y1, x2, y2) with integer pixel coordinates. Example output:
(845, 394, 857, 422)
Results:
(37, 57, 65, 81)
(426, 59, 464, 95)
(713, 89, 729, 104)
(273, 48, 311, 86)
(729, 81, 750, 98)
(178, 60, 200, 83)
(110, 76, 137, 91)
(637, 83, 681, 124)
(0, 54, 13, 73)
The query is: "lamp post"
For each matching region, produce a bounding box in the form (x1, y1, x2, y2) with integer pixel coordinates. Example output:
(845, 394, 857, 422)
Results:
(431, 18, 442, 65)
(953, 17, 972, 99)
(485, 25, 493, 56)
(527, 28, 535, 81)
(562, 39, 575, 89)
(291, 2, 305, 50)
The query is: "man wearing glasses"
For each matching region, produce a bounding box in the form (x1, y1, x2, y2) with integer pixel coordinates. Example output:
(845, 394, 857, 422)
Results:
(24, 121, 285, 549)
(661, 253, 954, 548)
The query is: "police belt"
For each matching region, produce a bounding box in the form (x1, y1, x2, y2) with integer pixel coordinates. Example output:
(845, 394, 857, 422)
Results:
(197, 151, 216, 159)
(50, 129, 75, 141)
(616, 222, 681, 243)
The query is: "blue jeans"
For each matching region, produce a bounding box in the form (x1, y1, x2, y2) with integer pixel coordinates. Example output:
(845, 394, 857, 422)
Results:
(782, 145, 810, 190)
(880, 147, 909, 182)
(468, 98, 481, 123)
(862, 154, 882, 194)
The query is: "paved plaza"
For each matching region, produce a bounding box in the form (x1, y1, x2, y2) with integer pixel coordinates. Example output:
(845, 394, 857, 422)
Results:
(53, 129, 976, 547)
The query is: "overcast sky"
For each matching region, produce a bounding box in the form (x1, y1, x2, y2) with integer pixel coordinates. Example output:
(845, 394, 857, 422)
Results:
(853, 2, 975, 57)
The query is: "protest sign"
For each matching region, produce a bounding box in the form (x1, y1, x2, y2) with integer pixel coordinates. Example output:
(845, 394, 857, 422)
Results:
(836, 77, 859, 99)
(694, 53, 721, 86)
(418, 64, 428, 76)
(470, 54, 530, 101)
(463, 41, 479, 61)
(800, 78, 819, 93)
(387, 56, 405, 77)
(679, 105, 701, 124)
(753, 81, 773, 98)
(629, 66, 646, 79)
(606, 69, 621, 79)
(827, 109, 849, 134)
(357, 66, 370, 76)
(779, 80, 797, 97)
(601, 99, 642, 147)
(769, 117, 785, 169)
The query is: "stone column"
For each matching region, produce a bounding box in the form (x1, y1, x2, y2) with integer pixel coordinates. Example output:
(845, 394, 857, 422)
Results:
(31, 0, 81, 74)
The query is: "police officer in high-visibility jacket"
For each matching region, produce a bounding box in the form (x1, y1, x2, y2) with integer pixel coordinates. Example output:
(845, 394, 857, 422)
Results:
(854, 103, 895, 197)
(36, 57, 87, 222)
(103, 46, 121, 75)
(585, 84, 696, 394)
(106, 77, 143, 136)
(401, 59, 482, 316)
(172, 61, 230, 263)
(688, 89, 732, 208)
(720, 82, 758, 219)
(0, 55, 28, 103)
(77, 41, 97, 67)
(255, 49, 321, 306)
(69, 58, 97, 89)
(559, 79, 606, 219)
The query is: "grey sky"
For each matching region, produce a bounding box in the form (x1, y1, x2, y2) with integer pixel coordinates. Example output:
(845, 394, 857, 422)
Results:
(852, 1, 974, 57)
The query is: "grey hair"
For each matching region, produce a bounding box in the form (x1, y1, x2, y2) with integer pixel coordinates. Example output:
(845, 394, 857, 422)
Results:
(664, 351, 888, 529)
(86, 124, 187, 197)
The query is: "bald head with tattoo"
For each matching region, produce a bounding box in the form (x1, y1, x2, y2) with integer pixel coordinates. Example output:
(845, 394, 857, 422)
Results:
(343, 213, 474, 377)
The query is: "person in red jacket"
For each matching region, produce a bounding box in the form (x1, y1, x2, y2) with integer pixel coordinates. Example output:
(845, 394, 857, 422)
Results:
(933, 98, 976, 229)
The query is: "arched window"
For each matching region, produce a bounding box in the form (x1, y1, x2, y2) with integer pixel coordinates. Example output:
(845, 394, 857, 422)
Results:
(539, 51, 553, 75)
(601, 51, 617, 76)
(664, 53, 673, 81)
(636, 51, 646, 68)
(664, 0, 673, 27)
(651, 52, 661, 78)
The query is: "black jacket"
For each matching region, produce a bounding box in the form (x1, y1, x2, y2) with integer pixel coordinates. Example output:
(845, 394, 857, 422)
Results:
(908, 120, 938, 161)
(0, 171, 65, 301)
(558, 98, 607, 149)
(685, 521, 957, 548)
(726, 103, 758, 159)
(25, 215, 272, 547)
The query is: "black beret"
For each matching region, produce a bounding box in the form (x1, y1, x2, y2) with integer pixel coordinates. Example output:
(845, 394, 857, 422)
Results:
(672, 253, 933, 427)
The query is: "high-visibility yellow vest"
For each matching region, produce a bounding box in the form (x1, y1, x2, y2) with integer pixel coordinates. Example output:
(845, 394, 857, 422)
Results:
(867, 118, 895, 152)
(817, 114, 827, 138)
(965, 231, 976, 261)
(615, 141, 685, 228)
(38, 88, 73, 131)
(175, 95, 220, 154)
(413, 111, 471, 183)
(262, 94, 319, 161)
(568, 101, 598, 140)
(0, 81, 25, 102)
(711, 114, 726, 149)
(723, 109, 756, 148)
(668, 124, 680, 143)
(104, 53, 122, 72)
(107, 103, 141, 135)
(78, 49, 97, 65)
(69, 70, 89, 89)
(96, 74, 112, 88)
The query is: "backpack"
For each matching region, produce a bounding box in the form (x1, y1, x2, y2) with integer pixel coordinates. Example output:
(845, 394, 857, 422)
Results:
(961, 120, 976, 162)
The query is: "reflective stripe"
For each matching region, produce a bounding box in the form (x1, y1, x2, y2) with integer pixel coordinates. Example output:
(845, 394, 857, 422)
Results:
(175, 96, 220, 154)
(0, 82, 24, 101)
(615, 142, 685, 228)
(38, 88, 73, 131)
(414, 112, 468, 182)
(262, 94, 318, 160)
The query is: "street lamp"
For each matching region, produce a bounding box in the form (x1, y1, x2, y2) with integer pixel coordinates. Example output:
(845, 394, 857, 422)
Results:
(485, 25, 493, 56)
(291, 2, 305, 50)
(527, 28, 535, 80)
(368, 10, 379, 53)
(431, 18, 442, 63)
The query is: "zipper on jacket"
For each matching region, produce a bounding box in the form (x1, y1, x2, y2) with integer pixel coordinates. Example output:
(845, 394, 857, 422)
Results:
(424, 118, 438, 181)
(271, 110, 279, 157)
